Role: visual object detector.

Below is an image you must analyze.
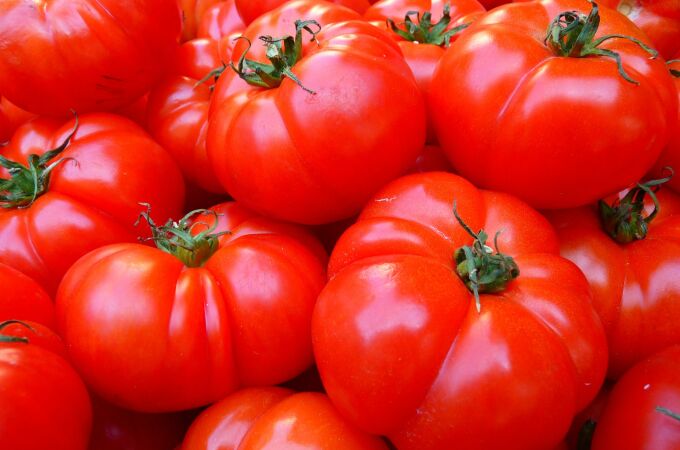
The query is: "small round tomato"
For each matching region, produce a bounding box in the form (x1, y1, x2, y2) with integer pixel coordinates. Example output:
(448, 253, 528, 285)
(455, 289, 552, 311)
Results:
(0, 0, 182, 116)
(0, 114, 185, 296)
(235, 0, 371, 24)
(182, 388, 388, 449)
(429, 0, 677, 209)
(56, 202, 327, 412)
(0, 321, 92, 450)
(0, 262, 54, 328)
(592, 345, 680, 450)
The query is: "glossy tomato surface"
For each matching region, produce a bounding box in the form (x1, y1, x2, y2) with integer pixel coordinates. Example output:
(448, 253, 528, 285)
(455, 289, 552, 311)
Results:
(179, 0, 223, 41)
(56, 202, 327, 412)
(197, 0, 247, 40)
(650, 58, 680, 192)
(429, 0, 677, 209)
(548, 188, 680, 378)
(0, 97, 35, 143)
(209, 19, 426, 224)
(235, 0, 371, 24)
(0, 114, 185, 296)
(182, 388, 388, 450)
(0, 0, 181, 116)
(313, 172, 608, 450)
(0, 262, 54, 328)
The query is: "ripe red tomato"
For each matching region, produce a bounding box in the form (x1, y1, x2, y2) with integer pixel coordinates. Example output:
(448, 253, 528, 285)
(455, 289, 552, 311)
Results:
(547, 182, 680, 378)
(0, 320, 68, 358)
(0, 97, 35, 143)
(56, 202, 327, 412)
(591, 345, 680, 450)
(650, 58, 680, 192)
(429, 0, 677, 209)
(209, 19, 426, 224)
(0, 321, 92, 450)
(197, 0, 246, 40)
(235, 0, 371, 24)
(599, 0, 680, 59)
(179, 0, 223, 41)
(0, 0, 182, 116)
(182, 388, 388, 449)
(313, 172, 608, 450)
(0, 262, 54, 328)
(0, 114, 185, 296)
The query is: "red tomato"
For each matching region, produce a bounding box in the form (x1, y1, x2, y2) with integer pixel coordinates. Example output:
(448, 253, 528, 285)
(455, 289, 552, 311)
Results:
(599, 0, 680, 59)
(0, 321, 92, 450)
(547, 183, 680, 378)
(0, 0, 181, 116)
(408, 145, 453, 173)
(180, 0, 223, 41)
(365, 0, 485, 143)
(88, 396, 195, 450)
(56, 202, 327, 412)
(0, 320, 68, 358)
(0, 97, 35, 143)
(0, 262, 54, 328)
(313, 172, 608, 450)
(592, 345, 680, 450)
(236, 0, 371, 24)
(429, 0, 677, 209)
(650, 58, 680, 192)
(182, 388, 388, 449)
(197, 0, 247, 40)
(0, 114, 185, 296)
(209, 19, 426, 224)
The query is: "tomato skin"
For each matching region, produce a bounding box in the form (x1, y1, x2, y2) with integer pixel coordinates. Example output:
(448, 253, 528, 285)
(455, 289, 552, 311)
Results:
(429, 0, 677, 209)
(599, 0, 680, 59)
(182, 388, 388, 450)
(0, 114, 185, 296)
(235, 0, 371, 24)
(0, 334, 92, 450)
(0, 97, 35, 143)
(547, 189, 680, 379)
(408, 145, 453, 173)
(650, 58, 680, 192)
(591, 345, 680, 450)
(0, 262, 55, 328)
(179, 0, 223, 41)
(56, 203, 327, 412)
(0, 0, 181, 116)
(0, 320, 68, 358)
(313, 172, 608, 450)
(209, 20, 426, 224)
(197, 0, 246, 40)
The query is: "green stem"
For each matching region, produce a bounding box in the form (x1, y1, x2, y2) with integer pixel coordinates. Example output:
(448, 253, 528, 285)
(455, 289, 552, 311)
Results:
(544, 0, 658, 84)
(452, 202, 520, 312)
(135, 204, 231, 268)
(0, 113, 79, 209)
(599, 169, 673, 243)
(657, 406, 680, 422)
(230, 20, 320, 94)
(0, 320, 35, 344)
(387, 2, 470, 47)
(667, 59, 680, 78)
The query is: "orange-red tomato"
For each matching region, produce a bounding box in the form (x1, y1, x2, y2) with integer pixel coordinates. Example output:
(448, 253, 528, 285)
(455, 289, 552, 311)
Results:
(179, 0, 223, 41)
(197, 0, 246, 40)
(235, 0, 371, 24)
(0, 97, 35, 143)
(650, 58, 680, 192)
(0, 263, 54, 328)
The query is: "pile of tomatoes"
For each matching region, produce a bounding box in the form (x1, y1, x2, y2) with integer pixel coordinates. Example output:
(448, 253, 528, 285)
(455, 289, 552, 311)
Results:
(1, 0, 679, 449)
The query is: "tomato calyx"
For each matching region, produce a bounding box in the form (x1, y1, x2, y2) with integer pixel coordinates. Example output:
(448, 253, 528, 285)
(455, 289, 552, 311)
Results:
(230, 20, 321, 94)
(544, 0, 657, 84)
(0, 320, 34, 344)
(135, 204, 231, 268)
(599, 169, 673, 244)
(387, 3, 470, 47)
(0, 114, 78, 209)
(194, 63, 229, 91)
(656, 406, 680, 422)
(452, 203, 520, 312)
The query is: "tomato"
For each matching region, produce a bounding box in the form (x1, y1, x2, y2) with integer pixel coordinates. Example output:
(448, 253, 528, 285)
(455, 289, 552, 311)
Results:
(0, 0, 181, 117)
(0, 321, 92, 450)
(181, 388, 388, 450)
(0, 320, 68, 358)
(599, 0, 680, 59)
(0, 262, 54, 328)
(547, 180, 680, 378)
(56, 202, 327, 412)
(565, 384, 611, 450)
(313, 172, 608, 450)
(208, 19, 426, 224)
(0, 97, 35, 143)
(197, 0, 246, 40)
(235, 0, 371, 24)
(0, 114, 185, 296)
(429, 0, 677, 209)
(591, 345, 680, 450)
(365, 0, 485, 143)
(88, 396, 195, 450)
(407, 145, 453, 173)
(650, 58, 680, 192)
(179, 0, 223, 41)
